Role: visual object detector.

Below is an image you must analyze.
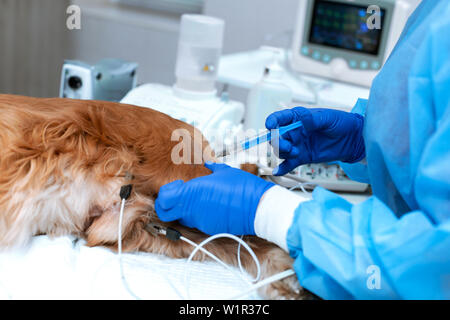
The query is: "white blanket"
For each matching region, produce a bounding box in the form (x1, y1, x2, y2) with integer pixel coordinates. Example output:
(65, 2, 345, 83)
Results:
(0, 235, 261, 300)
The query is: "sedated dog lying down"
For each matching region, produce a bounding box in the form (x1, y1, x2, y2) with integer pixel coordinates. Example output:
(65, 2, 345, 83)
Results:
(0, 94, 310, 299)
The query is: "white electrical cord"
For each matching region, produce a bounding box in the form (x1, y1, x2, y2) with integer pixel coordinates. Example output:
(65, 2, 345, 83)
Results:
(237, 235, 260, 283)
(118, 193, 296, 300)
(230, 269, 296, 300)
(180, 233, 261, 300)
(117, 198, 141, 300)
(117, 198, 186, 300)
(289, 182, 317, 194)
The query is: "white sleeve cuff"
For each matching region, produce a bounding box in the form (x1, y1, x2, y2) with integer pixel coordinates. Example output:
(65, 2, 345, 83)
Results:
(254, 185, 309, 251)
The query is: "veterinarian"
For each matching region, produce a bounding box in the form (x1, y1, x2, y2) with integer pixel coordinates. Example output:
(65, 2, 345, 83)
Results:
(155, 0, 450, 299)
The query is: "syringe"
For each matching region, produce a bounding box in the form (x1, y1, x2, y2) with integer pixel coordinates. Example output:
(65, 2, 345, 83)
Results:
(216, 121, 303, 158)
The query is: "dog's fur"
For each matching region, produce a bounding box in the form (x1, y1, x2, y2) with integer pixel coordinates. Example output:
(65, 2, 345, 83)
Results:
(0, 94, 309, 299)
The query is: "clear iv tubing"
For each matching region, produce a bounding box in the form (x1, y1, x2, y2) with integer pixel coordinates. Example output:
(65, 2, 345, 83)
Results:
(118, 203, 262, 300)
(118, 199, 296, 300)
(181, 233, 261, 300)
(217, 120, 303, 158)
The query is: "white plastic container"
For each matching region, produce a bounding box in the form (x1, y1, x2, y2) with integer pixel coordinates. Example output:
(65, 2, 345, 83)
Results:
(174, 14, 225, 94)
(244, 50, 293, 132)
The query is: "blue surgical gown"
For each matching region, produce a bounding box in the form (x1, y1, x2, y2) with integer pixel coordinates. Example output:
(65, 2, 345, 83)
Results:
(287, 0, 450, 299)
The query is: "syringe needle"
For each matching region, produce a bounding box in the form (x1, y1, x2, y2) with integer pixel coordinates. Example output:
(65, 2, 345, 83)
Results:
(215, 121, 303, 159)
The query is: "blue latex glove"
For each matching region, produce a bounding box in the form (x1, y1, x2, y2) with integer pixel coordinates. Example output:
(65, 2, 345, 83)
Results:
(265, 107, 365, 176)
(155, 162, 275, 235)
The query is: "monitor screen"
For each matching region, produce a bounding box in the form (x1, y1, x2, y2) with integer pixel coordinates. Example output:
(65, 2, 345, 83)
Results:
(308, 0, 386, 56)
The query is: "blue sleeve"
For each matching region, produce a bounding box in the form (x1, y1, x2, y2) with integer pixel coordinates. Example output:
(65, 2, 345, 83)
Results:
(286, 7, 450, 299)
(287, 187, 450, 300)
(338, 99, 370, 184)
(286, 33, 450, 298)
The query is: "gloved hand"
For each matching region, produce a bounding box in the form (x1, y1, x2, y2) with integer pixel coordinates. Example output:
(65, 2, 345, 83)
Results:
(155, 162, 275, 235)
(265, 107, 365, 176)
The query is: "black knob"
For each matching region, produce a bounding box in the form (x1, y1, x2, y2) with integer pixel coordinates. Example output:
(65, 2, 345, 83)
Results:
(68, 76, 83, 90)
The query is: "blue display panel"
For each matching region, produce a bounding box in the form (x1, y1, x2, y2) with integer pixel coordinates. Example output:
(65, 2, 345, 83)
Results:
(308, 0, 385, 55)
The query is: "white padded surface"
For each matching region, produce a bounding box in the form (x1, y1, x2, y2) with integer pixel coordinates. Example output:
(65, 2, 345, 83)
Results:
(0, 235, 261, 300)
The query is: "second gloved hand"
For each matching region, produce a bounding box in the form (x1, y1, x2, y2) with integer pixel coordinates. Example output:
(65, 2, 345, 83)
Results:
(266, 107, 366, 176)
(155, 162, 275, 236)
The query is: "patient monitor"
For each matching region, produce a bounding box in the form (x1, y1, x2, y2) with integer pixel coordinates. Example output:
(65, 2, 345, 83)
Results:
(291, 0, 421, 87)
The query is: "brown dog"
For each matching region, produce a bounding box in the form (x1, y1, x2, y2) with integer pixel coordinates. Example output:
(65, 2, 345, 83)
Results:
(0, 94, 308, 299)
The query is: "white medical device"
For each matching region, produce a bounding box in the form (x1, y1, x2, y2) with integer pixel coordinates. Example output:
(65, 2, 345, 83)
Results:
(121, 15, 244, 147)
(60, 59, 138, 101)
(291, 0, 421, 87)
(122, 84, 244, 142)
(259, 162, 369, 193)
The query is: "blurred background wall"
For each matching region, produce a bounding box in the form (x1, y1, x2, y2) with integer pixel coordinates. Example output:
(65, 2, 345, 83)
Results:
(0, 0, 71, 97)
(0, 0, 299, 99)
